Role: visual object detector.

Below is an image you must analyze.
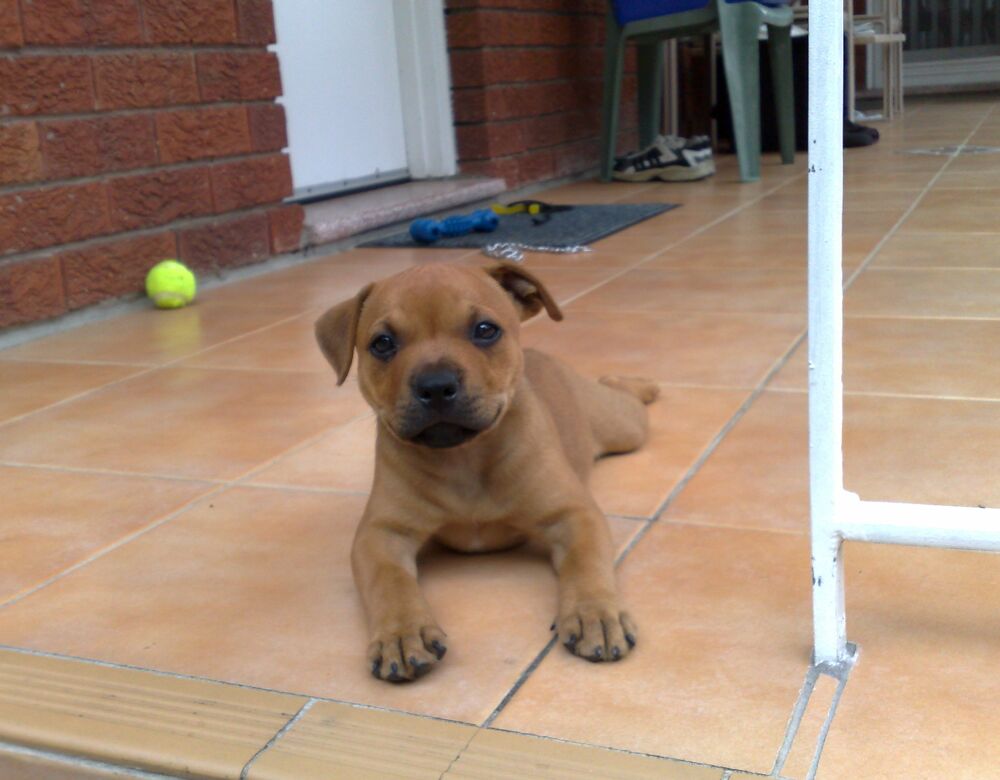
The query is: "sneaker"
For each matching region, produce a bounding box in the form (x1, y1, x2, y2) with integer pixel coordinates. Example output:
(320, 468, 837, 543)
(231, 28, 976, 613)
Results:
(613, 134, 715, 182)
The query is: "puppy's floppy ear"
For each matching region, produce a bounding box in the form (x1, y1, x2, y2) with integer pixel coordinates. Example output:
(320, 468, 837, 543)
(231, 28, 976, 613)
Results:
(486, 262, 563, 322)
(314, 283, 374, 385)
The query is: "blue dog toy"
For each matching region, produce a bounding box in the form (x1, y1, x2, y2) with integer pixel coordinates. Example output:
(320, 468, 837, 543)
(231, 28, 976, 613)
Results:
(410, 209, 499, 244)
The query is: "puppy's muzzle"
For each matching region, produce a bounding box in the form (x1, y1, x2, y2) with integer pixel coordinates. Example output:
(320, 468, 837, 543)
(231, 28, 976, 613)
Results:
(398, 367, 496, 449)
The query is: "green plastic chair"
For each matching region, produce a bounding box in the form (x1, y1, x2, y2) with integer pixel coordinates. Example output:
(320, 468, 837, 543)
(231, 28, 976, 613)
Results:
(600, 0, 795, 182)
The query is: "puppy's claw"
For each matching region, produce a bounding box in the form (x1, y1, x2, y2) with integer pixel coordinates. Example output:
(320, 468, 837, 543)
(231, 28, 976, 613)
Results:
(430, 640, 447, 660)
(611, 646, 621, 660)
(371, 659, 381, 679)
(588, 647, 603, 662)
(625, 633, 637, 648)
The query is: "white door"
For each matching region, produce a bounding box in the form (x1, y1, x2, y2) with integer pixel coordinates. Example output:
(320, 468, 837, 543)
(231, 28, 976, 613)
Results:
(273, 0, 410, 198)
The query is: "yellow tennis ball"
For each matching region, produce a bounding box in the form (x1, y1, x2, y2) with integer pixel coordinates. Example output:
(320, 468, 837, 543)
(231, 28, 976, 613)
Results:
(146, 259, 196, 309)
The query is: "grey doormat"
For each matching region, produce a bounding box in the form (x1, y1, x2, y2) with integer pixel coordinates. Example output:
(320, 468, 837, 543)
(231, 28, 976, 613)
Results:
(362, 203, 678, 249)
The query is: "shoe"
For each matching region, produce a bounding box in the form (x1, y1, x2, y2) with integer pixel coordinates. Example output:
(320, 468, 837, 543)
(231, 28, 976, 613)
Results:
(844, 119, 878, 148)
(613, 134, 715, 182)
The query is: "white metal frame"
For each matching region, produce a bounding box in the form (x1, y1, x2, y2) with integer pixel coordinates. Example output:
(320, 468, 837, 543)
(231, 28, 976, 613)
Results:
(807, 0, 1000, 666)
(393, 0, 458, 178)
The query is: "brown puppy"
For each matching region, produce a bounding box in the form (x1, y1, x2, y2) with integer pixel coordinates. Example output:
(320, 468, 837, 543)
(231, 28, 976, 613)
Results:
(315, 262, 658, 682)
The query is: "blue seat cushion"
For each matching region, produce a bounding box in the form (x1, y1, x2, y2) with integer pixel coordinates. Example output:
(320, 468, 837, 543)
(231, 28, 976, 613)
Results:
(611, 0, 787, 25)
(611, 0, 710, 25)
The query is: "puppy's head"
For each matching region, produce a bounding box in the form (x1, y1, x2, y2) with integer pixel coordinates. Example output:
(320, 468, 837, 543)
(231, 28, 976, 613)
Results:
(315, 262, 562, 449)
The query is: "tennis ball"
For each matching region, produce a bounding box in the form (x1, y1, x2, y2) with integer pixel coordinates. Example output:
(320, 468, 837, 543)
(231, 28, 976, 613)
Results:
(146, 259, 196, 309)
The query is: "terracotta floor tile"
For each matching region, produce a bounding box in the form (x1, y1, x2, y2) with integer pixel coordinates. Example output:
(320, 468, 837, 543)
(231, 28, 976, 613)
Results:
(0, 305, 300, 366)
(491, 523, 812, 773)
(567, 268, 807, 315)
(664, 391, 1000, 534)
(590, 386, 749, 518)
(247, 414, 376, 493)
(247, 701, 476, 780)
(871, 231, 1000, 269)
(448, 728, 724, 779)
(0, 367, 369, 480)
(844, 268, 1000, 318)
(901, 204, 1000, 233)
(817, 543, 1000, 779)
(523, 309, 802, 388)
(0, 466, 211, 604)
(780, 673, 839, 780)
(0, 649, 304, 779)
(770, 317, 1000, 399)
(711, 208, 902, 236)
(920, 187, 1000, 210)
(645, 232, 876, 270)
(935, 168, 1000, 188)
(197, 251, 446, 311)
(761, 189, 921, 212)
(0, 748, 131, 780)
(0, 486, 642, 725)
(0, 361, 141, 424)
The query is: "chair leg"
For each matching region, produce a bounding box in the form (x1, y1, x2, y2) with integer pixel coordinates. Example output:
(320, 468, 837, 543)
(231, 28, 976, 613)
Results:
(599, 18, 627, 181)
(767, 23, 795, 164)
(636, 41, 665, 149)
(718, 1, 762, 182)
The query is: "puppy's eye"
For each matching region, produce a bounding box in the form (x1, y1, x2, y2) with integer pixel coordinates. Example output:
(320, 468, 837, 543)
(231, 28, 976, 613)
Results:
(369, 334, 397, 359)
(472, 320, 501, 345)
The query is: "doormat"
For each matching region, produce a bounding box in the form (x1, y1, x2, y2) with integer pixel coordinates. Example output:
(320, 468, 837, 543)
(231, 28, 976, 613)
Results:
(362, 203, 678, 250)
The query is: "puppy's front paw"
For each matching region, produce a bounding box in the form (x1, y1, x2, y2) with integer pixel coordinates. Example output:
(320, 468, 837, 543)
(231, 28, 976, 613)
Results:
(368, 624, 448, 683)
(556, 603, 636, 662)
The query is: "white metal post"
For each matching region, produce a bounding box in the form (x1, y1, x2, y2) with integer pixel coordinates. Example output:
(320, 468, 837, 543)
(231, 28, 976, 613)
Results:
(807, 0, 848, 666)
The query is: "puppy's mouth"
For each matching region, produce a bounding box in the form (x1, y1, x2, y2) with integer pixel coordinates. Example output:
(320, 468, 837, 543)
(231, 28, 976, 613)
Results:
(411, 422, 483, 449)
(396, 403, 504, 450)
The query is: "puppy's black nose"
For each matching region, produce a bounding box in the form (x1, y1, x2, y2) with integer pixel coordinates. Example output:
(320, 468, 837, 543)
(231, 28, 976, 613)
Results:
(412, 368, 461, 410)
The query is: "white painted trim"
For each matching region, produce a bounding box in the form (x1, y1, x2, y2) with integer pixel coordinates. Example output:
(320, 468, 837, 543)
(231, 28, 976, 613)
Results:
(393, 0, 458, 178)
(808, 0, 847, 666)
(903, 54, 1000, 88)
(839, 494, 1000, 550)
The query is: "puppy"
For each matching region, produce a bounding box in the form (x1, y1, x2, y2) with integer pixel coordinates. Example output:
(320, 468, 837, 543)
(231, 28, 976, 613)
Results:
(315, 262, 658, 682)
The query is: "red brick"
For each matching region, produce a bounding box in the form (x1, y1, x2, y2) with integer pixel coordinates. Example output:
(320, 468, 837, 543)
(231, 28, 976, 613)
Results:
(446, 10, 603, 48)
(0, 0, 23, 47)
(247, 103, 287, 152)
(456, 122, 526, 161)
(0, 56, 94, 116)
(94, 53, 198, 110)
(20, 0, 142, 45)
(40, 115, 157, 179)
(196, 51, 282, 101)
(0, 122, 42, 186)
(155, 107, 252, 164)
(449, 47, 610, 88)
(236, 0, 275, 44)
(107, 167, 213, 231)
(553, 137, 599, 178)
(140, 0, 237, 44)
(447, 0, 604, 9)
(210, 153, 292, 212)
(0, 182, 111, 256)
(178, 211, 271, 271)
(0, 257, 66, 328)
(268, 205, 303, 253)
(453, 81, 586, 123)
(60, 231, 177, 309)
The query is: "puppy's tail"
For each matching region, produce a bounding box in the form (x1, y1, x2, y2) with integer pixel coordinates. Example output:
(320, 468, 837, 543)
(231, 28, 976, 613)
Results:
(599, 375, 660, 405)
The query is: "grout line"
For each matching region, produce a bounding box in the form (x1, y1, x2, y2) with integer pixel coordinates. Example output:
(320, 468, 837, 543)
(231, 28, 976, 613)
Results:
(0, 460, 224, 485)
(771, 666, 820, 776)
(804, 645, 860, 780)
(842, 104, 1000, 291)
(0, 355, 155, 367)
(239, 698, 317, 780)
(551, 175, 808, 311)
(478, 171, 808, 728)
(0, 739, 178, 779)
(0, 482, 230, 611)
(0, 309, 310, 433)
(437, 725, 480, 780)
(762, 386, 1000, 404)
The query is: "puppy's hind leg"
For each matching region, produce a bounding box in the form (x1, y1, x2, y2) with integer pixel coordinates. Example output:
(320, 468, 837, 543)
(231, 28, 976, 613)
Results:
(581, 375, 659, 457)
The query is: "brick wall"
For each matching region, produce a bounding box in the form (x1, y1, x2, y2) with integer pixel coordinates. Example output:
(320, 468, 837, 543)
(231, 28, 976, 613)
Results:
(446, 0, 639, 188)
(0, 0, 303, 329)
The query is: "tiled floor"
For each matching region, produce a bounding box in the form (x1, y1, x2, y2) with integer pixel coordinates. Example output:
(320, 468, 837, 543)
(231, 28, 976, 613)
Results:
(1, 96, 999, 779)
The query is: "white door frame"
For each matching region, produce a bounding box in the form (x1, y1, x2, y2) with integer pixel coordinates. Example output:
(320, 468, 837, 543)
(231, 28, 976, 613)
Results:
(393, 0, 458, 178)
